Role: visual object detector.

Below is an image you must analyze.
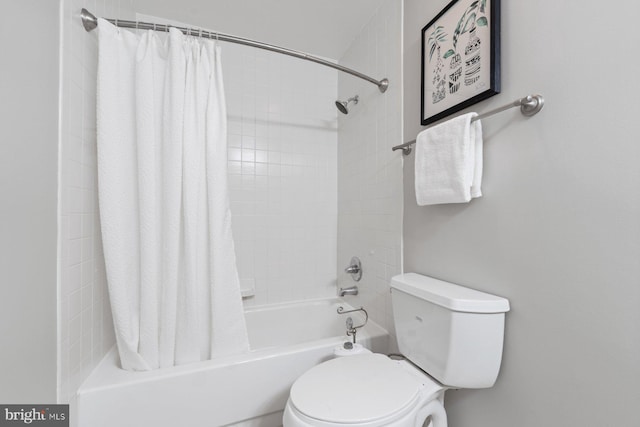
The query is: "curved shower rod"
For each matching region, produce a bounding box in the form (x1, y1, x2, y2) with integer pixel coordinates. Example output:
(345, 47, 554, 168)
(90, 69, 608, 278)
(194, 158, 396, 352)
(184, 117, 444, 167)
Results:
(80, 9, 389, 93)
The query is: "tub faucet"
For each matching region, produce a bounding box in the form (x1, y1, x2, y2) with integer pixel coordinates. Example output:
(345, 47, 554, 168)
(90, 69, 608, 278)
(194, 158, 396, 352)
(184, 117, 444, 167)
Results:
(339, 286, 358, 296)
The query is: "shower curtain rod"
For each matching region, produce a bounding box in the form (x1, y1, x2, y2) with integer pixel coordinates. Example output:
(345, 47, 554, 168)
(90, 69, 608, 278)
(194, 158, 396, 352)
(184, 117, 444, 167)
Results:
(80, 8, 389, 93)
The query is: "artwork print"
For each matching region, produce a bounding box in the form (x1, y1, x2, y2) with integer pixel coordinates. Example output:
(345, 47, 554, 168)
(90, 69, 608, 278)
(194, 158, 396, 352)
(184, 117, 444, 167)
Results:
(421, 0, 500, 125)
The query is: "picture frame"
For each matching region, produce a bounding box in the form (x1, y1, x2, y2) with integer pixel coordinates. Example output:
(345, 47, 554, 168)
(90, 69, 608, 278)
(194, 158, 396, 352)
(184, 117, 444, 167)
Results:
(420, 0, 500, 126)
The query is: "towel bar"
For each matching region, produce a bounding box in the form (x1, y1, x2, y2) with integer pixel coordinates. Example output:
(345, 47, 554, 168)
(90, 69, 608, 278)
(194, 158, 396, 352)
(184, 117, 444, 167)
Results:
(393, 94, 544, 155)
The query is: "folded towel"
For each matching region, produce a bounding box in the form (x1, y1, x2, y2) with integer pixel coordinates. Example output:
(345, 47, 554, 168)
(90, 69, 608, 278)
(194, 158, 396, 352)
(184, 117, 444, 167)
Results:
(414, 113, 483, 205)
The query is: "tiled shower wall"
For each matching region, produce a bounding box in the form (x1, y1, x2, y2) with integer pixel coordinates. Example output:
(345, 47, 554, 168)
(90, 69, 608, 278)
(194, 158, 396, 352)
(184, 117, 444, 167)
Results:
(337, 0, 403, 338)
(135, 13, 340, 306)
(58, 0, 133, 404)
(223, 44, 339, 306)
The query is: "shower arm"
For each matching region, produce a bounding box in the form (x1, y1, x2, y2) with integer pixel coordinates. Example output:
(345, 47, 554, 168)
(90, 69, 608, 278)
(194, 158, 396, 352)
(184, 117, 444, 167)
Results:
(80, 8, 389, 93)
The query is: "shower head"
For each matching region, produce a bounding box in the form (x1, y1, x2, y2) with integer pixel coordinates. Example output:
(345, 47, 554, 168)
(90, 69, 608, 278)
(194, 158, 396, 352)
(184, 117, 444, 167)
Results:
(335, 95, 359, 115)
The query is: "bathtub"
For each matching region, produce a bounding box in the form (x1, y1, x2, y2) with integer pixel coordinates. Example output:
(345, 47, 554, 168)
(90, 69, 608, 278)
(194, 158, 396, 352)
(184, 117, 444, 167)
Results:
(76, 298, 389, 427)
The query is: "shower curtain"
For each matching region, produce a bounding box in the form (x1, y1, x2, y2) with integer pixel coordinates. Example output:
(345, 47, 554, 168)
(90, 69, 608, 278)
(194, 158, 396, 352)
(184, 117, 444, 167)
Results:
(96, 19, 249, 371)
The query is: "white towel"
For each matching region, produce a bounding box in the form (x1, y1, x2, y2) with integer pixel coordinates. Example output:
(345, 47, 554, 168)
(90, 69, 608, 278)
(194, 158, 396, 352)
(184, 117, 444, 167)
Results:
(414, 113, 483, 206)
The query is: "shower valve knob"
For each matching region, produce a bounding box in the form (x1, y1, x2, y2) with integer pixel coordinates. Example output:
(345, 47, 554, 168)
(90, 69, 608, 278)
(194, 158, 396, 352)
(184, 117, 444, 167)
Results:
(345, 265, 360, 274)
(344, 256, 362, 282)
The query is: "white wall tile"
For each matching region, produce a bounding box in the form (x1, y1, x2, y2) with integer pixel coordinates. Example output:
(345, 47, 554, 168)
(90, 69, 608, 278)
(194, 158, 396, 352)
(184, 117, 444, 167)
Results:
(223, 43, 339, 307)
(337, 0, 403, 338)
(58, 0, 135, 406)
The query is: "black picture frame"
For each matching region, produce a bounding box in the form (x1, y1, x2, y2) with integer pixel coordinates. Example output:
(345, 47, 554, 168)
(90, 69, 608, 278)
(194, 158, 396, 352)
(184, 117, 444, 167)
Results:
(420, 0, 500, 126)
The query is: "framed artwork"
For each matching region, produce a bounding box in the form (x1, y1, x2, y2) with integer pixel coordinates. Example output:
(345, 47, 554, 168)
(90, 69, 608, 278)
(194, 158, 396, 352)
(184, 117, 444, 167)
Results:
(421, 0, 500, 125)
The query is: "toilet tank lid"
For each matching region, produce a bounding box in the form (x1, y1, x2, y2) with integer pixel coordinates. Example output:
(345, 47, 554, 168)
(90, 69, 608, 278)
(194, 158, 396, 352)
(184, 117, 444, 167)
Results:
(391, 273, 510, 313)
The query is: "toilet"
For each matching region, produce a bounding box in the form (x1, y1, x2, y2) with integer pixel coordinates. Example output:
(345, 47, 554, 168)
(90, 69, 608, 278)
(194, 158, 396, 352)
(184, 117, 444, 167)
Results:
(283, 273, 510, 427)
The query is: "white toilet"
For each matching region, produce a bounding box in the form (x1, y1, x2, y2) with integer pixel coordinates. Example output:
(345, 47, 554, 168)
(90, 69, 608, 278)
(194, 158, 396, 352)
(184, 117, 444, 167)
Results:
(283, 273, 510, 427)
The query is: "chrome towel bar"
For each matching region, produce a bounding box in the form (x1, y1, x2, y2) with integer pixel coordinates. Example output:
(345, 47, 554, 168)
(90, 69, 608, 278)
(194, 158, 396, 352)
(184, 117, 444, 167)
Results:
(393, 94, 545, 155)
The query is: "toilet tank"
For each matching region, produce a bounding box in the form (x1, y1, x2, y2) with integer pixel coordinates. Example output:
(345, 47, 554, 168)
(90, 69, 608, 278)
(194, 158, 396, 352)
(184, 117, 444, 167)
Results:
(391, 273, 510, 389)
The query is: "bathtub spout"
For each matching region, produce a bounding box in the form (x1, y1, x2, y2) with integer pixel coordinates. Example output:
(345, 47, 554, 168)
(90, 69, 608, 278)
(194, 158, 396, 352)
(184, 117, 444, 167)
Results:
(339, 286, 358, 296)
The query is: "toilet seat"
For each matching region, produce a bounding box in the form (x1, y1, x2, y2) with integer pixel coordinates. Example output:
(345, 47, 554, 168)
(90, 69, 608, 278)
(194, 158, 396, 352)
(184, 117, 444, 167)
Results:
(285, 354, 446, 427)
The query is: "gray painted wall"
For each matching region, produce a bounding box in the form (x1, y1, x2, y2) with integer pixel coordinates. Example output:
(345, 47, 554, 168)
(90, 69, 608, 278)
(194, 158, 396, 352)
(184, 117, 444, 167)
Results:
(0, 0, 59, 403)
(403, 0, 640, 425)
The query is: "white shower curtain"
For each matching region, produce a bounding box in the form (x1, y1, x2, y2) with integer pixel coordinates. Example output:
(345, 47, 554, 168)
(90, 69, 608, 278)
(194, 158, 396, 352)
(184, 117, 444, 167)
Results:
(96, 19, 249, 371)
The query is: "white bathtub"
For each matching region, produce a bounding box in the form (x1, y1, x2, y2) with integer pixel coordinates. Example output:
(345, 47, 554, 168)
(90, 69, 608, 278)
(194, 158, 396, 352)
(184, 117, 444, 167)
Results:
(76, 298, 389, 427)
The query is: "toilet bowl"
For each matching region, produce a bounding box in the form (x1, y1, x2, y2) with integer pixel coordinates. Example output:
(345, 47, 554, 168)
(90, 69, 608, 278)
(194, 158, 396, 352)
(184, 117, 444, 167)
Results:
(283, 273, 510, 427)
(283, 353, 447, 427)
